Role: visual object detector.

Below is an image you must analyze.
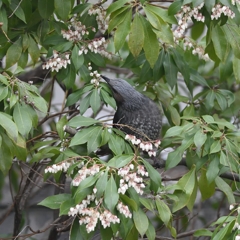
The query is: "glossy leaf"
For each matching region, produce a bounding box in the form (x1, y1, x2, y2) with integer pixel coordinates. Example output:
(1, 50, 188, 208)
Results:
(114, 9, 132, 52)
(104, 175, 119, 212)
(0, 113, 18, 142)
(90, 88, 101, 115)
(129, 13, 144, 57)
(107, 154, 133, 168)
(38, 193, 71, 209)
(133, 208, 149, 237)
(215, 176, 235, 204)
(156, 198, 171, 225)
(198, 168, 215, 200)
(68, 116, 100, 128)
(140, 15, 159, 68)
(38, 0, 54, 19)
(13, 103, 32, 137)
(70, 127, 95, 147)
(6, 38, 22, 69)
(54, 0, 71, 21)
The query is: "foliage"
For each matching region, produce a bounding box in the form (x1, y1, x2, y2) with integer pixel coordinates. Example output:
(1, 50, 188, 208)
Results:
(0, 0, 240, 239)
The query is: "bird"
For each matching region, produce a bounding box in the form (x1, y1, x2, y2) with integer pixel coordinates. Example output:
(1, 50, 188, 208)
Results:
(101, 75, 162, 141)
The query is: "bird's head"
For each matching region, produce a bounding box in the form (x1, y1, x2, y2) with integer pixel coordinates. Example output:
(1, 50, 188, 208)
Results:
(101, 75, 143, 109)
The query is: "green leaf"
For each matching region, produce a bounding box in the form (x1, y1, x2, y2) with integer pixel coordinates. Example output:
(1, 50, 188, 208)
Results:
(77, 174, 100, 193)
(79, 93, 91, 114)
(205, 90, 215, 108)
(133, 208, 149, 237)
(233, 55, 240, 83)
(198, 168, 215, 201)
(212, 219, 235, 240)
(60, 198, 75, 215)
(212, 24, 228, 61)
(56, 116, 68, 140)
(38, 0, 54, 19)
(54, 0, 71, 21)
(87, 52, 106, 67)
(210, 141, 221, 154)
(0, 8, 8, 33)
(108, 134, 123, 156)
(128, 13, 144, 57)
(107, 0, 129, 15)
(90, 88, 101, 115)
(68, 116, 100, 128)
(28, 36, 40, 65)
(10, 0, 26, 23)
(145, 3, 177, 24)
(194, 130, 207, 149)
(69, 218, 84, 240)
(6, 38, 22, 69)
(142, 159, 161, 193)
(100, 88, 116, 109)
(120, 194, 138, 211)
(194, 229, 213, 237)
(95, 170, 108, 199)
(107, 154, 133, 168)
(178, 166, 196, 195)
(0, 86, 8, 102)
(13, 103, 32, 136)
(168, 0, 182, 15)
(145, 220, 156, 240)
(69, 127, 95, 147)
(190, 69, 210, 87)
(140, 15, 159, 68)
(166, 149, 183, 169)
(222, 21, 240, 59)
(71, 45, 84, 71)
(87, 126, 102, 153)
(163, 52, 178, 89)
(38, 193, 71, 209)
(0, 142, 13, 175)
(0, 113, 18, 142)
(215, 176, 235, 204)
(202, 115, 215, 124)
(62, 64, 76, 89)
(104, 175, 119, 212)
(156, 198, 171, 225)
(169, 105, 181, 126)
(66, 85, 93, 107)
(108, 7, 129, 33)
(114, 9, 132, 52)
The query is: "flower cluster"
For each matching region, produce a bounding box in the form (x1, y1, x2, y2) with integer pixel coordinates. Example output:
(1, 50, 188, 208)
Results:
(211, 4, 235, 20)
(118, 164, 147, 195)
(88, 8, 110, 34)
(182, 38, 210, 61)
(68, 187, 124, 233)
(61, 19, 90, 42)
(88, 62, 101, 86)
(125, 134, 161, 157)
(174, 3, 205, 39)
(117, 202, 132, 218)
(42, 51, 71, 72)
(45, 159, 77, 174)
(79, 37, 113, 59)
(72, 164, 100, 186)
(99, 209, 120, 228)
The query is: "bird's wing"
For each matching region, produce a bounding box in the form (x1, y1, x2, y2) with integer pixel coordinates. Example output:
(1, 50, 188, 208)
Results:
(113, 99, 162, 140)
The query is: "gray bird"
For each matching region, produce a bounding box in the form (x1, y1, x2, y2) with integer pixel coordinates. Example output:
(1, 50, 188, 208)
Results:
(101, 75, 162, 141)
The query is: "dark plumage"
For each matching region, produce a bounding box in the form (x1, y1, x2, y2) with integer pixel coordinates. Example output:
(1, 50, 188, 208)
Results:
(101, 75, 162, 141)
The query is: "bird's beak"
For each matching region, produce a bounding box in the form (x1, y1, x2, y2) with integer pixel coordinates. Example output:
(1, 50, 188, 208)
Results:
(101, 75, 110, 83)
